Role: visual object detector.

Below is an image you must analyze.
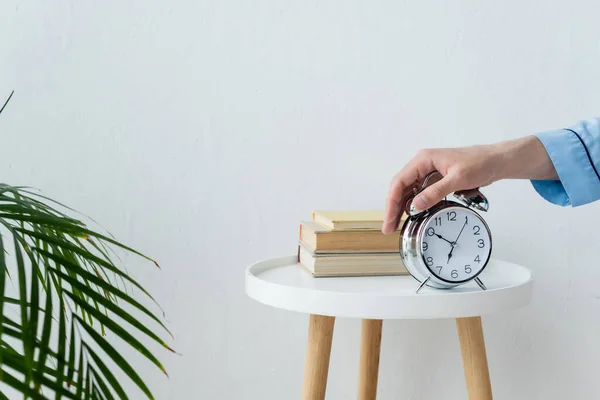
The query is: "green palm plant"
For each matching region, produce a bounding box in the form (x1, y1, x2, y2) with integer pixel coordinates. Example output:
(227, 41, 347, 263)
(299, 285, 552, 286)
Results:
(0, 91, 172, 399)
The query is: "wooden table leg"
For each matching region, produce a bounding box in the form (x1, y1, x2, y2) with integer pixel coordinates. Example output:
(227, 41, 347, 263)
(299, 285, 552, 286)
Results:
(302, 314, 335, 400)
(358, 319, 383, 400)
(456, 316, 493, 400)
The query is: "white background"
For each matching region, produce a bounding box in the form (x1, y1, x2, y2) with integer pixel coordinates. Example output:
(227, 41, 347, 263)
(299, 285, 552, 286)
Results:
(1, 1, 600, 399)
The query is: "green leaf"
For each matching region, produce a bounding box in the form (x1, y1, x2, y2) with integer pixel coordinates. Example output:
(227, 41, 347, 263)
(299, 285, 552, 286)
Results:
(2, 349, 62, 381)
(83, 350, 119, 400)
(47, 261, 169, 335)
(2, 296, 49, 313)
(64, 274, 172, 351)
(2, 323, 23, 339)
(0, 199, 155, 266)
(0, 192, 76, 223)
(1, 353, 79, 399)
(0, 212, 84, 232)
(66, 290, 168, 376)
(92, 388, 104, 400)
(13, 235, 33, 387)
(19, 231, 158, 304)
(80, 237, 122, 297)
(74, 315, 154, 399)
(36, 281, 54, 390)
(87, 368, 111, 400)
(85, 363, 92, 400)
(66, 317, 77, 392)
(0, 368, 47, 400)
(8, 227, 48, 292)
(6, 186, 98, 225)
(85, 229, 157, 264)
(0, 90, 13, 115)
(0, 234, 6, 377)
(56, 299, 67, 400)
(76, 338, 85, 398)
(28, 244, 42, 386)
(0, 183, 170, 399)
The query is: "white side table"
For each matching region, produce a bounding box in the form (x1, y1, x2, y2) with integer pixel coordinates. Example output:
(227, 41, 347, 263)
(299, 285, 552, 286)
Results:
(245, 256, 533, 400)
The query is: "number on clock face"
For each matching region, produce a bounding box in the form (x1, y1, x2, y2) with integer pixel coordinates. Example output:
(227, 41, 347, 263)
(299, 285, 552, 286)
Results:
(420, 207, 490, 282)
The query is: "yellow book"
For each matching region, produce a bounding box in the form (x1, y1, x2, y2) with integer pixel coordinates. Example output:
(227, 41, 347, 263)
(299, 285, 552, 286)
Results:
(312, 210, 389, 230)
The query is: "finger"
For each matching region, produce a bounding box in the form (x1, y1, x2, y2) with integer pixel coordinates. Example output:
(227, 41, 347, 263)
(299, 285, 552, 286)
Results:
(412, 174, 458, 211)
(382, 157, 433, 234)
(383, 185, 416, 234)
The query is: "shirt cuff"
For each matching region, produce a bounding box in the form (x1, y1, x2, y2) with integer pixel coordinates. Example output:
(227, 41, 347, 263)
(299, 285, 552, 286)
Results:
(530, 128, 600, 206)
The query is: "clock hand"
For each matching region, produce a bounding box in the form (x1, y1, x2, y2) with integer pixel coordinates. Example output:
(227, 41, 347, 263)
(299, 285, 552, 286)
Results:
(447, 217, 468, 264)
(453, 216, 468, 244)
(434, 233, 454, 246)
(446, 240, 457, 264)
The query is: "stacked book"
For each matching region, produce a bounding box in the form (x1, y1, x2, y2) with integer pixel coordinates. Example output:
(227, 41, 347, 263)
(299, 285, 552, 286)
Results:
(297, 210, 408, 277)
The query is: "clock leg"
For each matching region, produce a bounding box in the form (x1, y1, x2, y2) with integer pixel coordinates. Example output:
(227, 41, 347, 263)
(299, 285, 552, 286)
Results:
(302, 314, 336, 400)
(358, 319, 383, 400)
(456, 316, 493, 400)
(474, 278, 487, 291)
(415, 276, 432, 294)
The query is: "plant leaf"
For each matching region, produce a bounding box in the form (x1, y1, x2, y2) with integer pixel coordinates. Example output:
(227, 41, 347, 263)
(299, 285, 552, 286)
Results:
(0, 234, 6, 378)
(66, 290, 168, 375)
(0, 183, 170, 399)
(18, 231, 157, 305)
(84, 363, 92, 400)
(36, 278, 54, 389)
(75, 337, 85, 399)
(83, 346, 121, 400)
(0, 368, 47, 400)
(66, 316, 77, 392)
(56, 298, 67, 400)
(46, 261, 169, 335)
(88, 368, 110, 400)
(13, 235, 33, 387)
(63, 274, 172, 351)
(0, 90, 13, 115)
(74, 315, 154, 399)
(1, 353, 79, 399)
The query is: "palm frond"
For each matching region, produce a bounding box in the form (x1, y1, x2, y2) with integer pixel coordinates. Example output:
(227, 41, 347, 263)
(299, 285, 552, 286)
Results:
(0, 186, 171, 399)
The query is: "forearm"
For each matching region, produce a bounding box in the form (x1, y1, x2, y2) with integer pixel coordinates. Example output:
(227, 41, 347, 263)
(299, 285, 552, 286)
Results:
(493, 135, 558, 181)
(529, 118, 600, 207)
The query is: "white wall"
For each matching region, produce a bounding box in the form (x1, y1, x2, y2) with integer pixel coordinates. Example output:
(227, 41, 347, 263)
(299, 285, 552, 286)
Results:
(1, 1, 600, 399)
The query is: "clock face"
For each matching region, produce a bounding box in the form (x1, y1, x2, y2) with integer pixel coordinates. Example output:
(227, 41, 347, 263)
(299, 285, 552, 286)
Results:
(419, 206, 491, 283)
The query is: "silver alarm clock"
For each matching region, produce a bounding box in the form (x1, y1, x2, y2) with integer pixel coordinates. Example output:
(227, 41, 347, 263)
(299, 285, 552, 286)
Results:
(399, 171, 492, 293)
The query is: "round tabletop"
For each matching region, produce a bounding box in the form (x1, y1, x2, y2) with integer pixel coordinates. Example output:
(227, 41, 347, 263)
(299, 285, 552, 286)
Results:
(245, 256, 533, 319)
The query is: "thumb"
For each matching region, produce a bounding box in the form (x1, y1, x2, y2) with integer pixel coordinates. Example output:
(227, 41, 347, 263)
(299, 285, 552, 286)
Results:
(412, 175, 457, 211)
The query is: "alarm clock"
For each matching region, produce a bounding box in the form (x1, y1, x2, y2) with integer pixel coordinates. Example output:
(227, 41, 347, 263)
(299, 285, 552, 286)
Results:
(399, 171, 492, 293)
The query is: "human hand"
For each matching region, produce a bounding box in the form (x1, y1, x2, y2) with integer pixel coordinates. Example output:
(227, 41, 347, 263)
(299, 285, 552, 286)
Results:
(382, 136, 557, 234)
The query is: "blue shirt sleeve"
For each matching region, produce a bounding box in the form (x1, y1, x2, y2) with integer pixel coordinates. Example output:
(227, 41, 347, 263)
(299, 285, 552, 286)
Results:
(531, 117, 600, 206)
